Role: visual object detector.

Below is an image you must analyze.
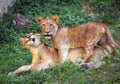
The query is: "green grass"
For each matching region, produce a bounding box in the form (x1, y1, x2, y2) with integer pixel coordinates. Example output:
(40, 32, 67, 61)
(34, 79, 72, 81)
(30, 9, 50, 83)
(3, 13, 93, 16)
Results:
(0, 0, 120, 84)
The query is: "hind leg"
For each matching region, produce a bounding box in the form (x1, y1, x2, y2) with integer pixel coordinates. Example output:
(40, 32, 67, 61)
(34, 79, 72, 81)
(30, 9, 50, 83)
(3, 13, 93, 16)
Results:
(84, 35, 102, 63)
(84, 45, 94, 62)
(98, 36, 115, 55)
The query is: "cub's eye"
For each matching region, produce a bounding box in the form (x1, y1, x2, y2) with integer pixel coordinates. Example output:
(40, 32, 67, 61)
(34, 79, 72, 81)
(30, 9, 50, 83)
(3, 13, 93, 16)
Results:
(42, 24, 45, 26)
(41, 24, 45, 27)
(26, 35, 30, 38)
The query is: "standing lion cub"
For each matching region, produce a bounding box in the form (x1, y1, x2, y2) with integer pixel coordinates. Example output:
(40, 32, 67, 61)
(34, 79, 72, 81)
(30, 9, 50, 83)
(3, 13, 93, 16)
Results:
(8, 33, 112, 76)
(36, 15, 120, 62)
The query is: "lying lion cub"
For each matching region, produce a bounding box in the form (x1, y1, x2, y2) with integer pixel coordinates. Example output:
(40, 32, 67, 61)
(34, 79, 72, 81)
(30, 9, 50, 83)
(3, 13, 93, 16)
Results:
(8, 33, 112, 76)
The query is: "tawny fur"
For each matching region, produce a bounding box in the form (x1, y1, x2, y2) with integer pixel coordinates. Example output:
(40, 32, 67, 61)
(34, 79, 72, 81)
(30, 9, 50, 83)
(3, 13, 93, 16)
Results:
(36, 15, 119, 62)
(8, 33, 59, 76)
(8, 33, 113, 76)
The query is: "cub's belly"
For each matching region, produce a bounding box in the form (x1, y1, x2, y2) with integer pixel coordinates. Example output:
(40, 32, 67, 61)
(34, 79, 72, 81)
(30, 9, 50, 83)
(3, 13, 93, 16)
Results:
(69, 41, 84, 48)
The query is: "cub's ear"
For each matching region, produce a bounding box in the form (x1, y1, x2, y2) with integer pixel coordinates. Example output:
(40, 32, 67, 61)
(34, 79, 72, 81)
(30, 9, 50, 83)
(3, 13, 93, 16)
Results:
(51, 15, 58, 23)
(36, 16, 44, 24)
(26, 34, 29, 37)
(26, 33, 33, 37)
(19, 38, 25, 45)
(35, 34, 41, 39)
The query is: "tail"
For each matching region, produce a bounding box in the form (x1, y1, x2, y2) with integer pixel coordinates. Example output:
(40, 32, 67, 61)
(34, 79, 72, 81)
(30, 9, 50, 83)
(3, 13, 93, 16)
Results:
(106, 27, 120, 48)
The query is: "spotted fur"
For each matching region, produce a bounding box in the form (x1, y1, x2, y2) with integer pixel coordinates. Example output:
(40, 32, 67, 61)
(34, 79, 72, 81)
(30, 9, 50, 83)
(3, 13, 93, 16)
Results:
(36, 15, 120, 62)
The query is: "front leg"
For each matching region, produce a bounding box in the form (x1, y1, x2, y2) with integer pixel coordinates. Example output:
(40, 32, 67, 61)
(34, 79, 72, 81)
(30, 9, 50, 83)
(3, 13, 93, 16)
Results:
(84, 46, 94, 63)
(59, 47, 69, 63)
(32, 63, 51, 71)
(8, 65, 32, 76)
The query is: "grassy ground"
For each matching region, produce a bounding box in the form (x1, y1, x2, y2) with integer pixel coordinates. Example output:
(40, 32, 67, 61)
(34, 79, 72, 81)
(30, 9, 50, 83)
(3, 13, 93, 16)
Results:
(0, 0, 120, 84)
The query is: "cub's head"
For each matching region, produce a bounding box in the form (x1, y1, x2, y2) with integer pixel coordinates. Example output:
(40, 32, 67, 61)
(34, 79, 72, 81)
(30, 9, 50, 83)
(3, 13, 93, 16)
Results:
(36, 15, 59, 39)
(20, 33, 41, 47)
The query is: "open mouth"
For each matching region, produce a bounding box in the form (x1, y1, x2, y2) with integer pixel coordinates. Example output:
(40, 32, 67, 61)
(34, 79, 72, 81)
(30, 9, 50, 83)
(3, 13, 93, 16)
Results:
(44, 34, 52, 39)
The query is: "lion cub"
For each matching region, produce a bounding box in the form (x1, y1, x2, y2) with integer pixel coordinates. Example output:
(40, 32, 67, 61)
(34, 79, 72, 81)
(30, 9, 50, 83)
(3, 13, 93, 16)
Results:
(8, 33, 112, 76)
(36, 15, 119, 63)
(8, 33, 59, 76)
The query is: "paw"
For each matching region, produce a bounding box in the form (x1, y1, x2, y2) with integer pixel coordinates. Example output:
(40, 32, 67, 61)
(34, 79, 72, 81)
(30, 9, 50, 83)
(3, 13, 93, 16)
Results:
(79, 62, 94, 70)
(8, 72, 16, 76)
(80, 63, 89, 69)
(76, 58, 84, 64)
